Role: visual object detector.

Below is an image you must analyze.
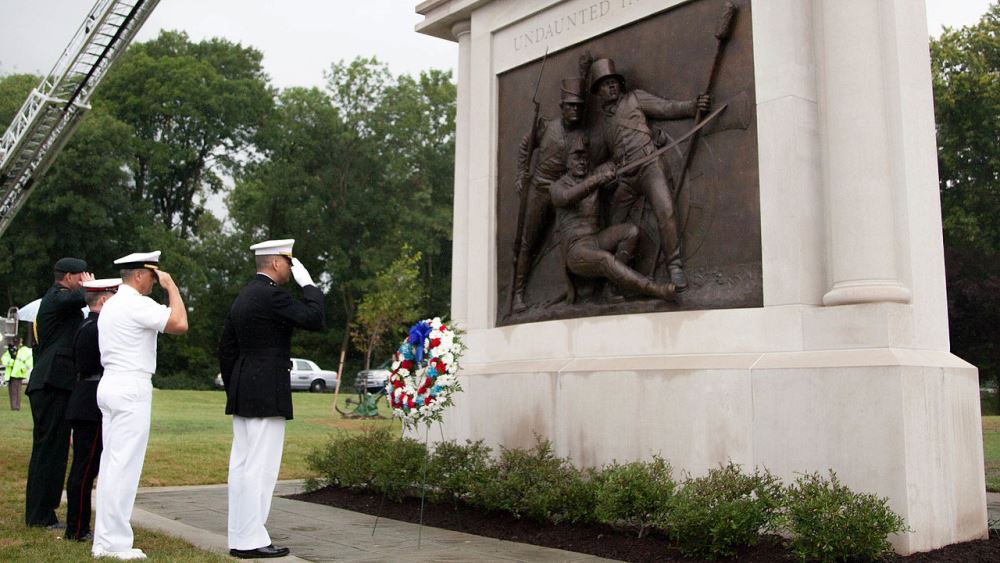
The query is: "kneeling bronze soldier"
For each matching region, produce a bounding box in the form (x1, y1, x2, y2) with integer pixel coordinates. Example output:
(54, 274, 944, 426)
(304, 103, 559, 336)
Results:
(550, 139, 676, 303)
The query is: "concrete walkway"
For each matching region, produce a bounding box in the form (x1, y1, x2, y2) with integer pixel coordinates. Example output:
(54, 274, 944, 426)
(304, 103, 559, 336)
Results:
(132, 481, 614, 562)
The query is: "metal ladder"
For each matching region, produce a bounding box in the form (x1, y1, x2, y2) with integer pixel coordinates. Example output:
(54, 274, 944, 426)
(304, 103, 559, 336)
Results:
(0, 0, 161, 236)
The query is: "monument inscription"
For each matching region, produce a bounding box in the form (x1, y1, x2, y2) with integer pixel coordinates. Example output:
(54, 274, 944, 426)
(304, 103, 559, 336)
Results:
(496, 0, 760, 326)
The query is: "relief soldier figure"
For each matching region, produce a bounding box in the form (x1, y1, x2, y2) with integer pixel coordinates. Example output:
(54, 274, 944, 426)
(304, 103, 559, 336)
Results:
(511, 77, 587, 313)
(589, 57, 711, 293)
(551, 139, 676, 303)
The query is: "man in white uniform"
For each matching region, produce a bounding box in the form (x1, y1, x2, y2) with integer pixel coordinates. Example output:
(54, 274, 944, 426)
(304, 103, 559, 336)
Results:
(92, 251, 188, 560)
(219, 239, 324, 559)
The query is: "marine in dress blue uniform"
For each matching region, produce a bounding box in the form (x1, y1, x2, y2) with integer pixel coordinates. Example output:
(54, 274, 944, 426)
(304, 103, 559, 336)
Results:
(219, 239, 325, 559)
(65, 278, 119, 541)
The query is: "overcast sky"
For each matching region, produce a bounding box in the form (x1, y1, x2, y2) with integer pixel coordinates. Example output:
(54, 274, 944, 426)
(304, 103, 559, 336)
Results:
(0, 0, 994, 88)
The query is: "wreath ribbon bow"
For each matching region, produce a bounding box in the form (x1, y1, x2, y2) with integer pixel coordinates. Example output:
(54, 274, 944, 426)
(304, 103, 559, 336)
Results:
(408, 321, 433, 364)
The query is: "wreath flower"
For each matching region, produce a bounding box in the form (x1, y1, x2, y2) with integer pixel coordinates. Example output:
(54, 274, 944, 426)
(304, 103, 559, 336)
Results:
(387, 317, 463, 427)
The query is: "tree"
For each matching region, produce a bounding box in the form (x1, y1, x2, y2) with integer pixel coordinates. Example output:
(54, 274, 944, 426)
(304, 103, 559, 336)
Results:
(351, 247, 424, 370)
(930, 3, 1000, 393)
(229, 58, 455, 381)
(0, 73, 147, 309)
(97, 31, 274, 236)
(931, 3, 1000, 255)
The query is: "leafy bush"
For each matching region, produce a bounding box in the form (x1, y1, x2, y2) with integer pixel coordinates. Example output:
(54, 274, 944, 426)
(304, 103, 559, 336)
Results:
(662, 462, 784, 560)
(306, 426, 401, 492)
(778, 471, 909, 563)
(427, 439, 493, 504)
(370, 431, 428, 501)
(591, 456, 676, 537)
(480, 437, 593, 524)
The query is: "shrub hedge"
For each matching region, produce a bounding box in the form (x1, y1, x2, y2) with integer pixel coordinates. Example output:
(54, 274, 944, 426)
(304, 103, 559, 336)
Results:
(307, 434, 909, 561)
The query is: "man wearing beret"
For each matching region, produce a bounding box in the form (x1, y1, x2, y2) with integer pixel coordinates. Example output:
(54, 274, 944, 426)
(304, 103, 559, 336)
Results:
(25, 257, 93, 528)
(219, 239, 324, 559)
(93, 251, 187, 560)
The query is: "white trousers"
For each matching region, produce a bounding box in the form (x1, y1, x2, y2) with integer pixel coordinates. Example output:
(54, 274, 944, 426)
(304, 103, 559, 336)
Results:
(93, 371, 153, 555)
(228, 416, 285, 550)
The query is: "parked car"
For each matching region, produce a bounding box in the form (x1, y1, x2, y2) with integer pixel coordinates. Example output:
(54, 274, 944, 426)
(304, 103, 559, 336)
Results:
(354, 359, 392, 394)
(213, 358, 338, 393)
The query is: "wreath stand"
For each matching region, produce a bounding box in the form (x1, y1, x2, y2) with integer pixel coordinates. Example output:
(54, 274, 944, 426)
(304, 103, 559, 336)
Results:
(370, 421, 456, 548)
(369, 318, 463, 548)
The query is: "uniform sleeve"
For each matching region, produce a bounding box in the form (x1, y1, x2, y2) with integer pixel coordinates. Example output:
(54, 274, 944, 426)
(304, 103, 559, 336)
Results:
(633, 89, 696, 120)
(24, 347, 33, 371)
(51, 287, 87, 312)
(272, 286, 325, 331)
(1, 352, 10, 369)
(218, 315, 237, 387)
(131, 296, 171, 333)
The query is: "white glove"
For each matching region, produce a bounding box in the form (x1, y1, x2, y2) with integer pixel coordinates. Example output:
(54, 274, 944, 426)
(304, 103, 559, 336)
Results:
(290, 258, 316, 287)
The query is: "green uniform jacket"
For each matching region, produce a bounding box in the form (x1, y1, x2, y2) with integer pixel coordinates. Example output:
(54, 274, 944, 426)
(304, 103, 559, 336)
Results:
(1, 346, 33, 381)
(27, 283, 85, 393)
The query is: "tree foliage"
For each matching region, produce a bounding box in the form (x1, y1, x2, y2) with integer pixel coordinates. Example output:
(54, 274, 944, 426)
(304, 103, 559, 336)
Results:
(97, 31, 273, 236)
(0, 40, 454, 384)
(351, 247, 423, 369)
(931, 3, 1000, 388)
(931, 3, 1000, 254)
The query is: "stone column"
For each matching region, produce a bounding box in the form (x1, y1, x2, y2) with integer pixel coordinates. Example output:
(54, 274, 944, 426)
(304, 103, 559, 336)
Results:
(450, 20, 472, 325)
(815, 0, 912, 306)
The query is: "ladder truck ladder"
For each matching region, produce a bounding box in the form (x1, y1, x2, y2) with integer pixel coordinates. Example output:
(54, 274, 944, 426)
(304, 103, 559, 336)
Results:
(0, 0, 161, 237)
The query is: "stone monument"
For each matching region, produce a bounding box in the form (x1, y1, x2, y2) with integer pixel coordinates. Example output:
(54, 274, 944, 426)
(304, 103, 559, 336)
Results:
(416, 0, 987, 553)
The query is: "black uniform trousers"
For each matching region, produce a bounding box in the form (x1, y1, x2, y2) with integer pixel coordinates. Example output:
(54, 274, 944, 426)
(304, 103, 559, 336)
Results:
(65, 420, 102, 539)
(25, 386, 72, 526)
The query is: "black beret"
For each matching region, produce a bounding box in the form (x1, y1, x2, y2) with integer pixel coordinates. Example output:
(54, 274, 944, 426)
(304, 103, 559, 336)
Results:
(54, 257, 87, 273)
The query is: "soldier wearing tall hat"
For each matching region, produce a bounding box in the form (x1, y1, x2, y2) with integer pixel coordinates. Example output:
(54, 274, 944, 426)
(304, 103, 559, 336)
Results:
(93, 252, 187, 560)
(219, 239, 324, 559)
(511, 77, 588, 313)
(64, 278, 118, 542)
(589, 57, 711, 293)
(25, 256, 93, 528)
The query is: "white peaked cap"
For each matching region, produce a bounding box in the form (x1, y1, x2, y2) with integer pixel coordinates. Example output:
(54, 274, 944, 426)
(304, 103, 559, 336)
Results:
(113, 251, 161, 269)
(81, 278, 121, 292)
(249, 239, 295, 257)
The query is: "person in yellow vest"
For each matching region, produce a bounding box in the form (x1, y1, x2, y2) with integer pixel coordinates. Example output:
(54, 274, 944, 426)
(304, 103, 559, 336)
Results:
(2, 336, 33, 410)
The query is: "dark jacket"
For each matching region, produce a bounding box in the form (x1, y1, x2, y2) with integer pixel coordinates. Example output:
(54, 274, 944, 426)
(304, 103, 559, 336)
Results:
(27, 283, 86, 394)
(219, 274, 325, 420)
(67, 312, 102, 422)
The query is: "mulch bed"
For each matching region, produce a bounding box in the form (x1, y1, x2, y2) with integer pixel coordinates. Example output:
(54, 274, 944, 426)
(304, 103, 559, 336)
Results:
(288, 487, 999, 562)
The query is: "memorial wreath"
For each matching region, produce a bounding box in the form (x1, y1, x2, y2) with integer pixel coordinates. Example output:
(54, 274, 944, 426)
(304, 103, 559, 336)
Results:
(387, 317, 463, 427)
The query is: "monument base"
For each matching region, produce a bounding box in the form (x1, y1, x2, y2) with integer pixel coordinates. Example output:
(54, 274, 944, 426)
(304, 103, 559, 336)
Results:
(432, 337, 986, 554)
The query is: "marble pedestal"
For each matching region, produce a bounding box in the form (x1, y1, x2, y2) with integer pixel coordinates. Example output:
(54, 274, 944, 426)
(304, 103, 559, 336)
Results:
(416, 0, 988, 553)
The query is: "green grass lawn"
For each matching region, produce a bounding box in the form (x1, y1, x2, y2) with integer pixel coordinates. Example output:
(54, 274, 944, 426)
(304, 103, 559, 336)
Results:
(0, 388, 395, 562)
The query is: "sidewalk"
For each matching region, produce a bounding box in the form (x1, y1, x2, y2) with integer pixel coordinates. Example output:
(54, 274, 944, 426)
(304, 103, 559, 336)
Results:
(132, 481, 614, 562)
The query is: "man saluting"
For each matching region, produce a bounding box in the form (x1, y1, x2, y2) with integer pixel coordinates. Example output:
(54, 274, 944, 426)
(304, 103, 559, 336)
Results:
(219, 239, 325, 559)
(94, 251, 188, 560)
(25, 257, 92, 528)
(65, 278, 119, 542)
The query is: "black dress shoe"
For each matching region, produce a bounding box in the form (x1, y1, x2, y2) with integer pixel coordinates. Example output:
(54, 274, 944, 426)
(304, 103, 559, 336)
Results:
(229, 545, 290, 559)
(65, 531, 92, 541)
(45, 522, 66, 530)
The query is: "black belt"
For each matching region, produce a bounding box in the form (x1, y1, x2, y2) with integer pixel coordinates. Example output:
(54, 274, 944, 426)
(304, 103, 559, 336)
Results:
(81, 374, 102, 382)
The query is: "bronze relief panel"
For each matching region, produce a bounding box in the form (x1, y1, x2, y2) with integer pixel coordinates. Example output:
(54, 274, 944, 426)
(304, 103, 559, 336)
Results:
(496, 0, 760, 326)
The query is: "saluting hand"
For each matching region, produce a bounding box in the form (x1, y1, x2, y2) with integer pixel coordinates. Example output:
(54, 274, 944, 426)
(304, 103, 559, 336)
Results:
(155, 270, 177, 291)
(290, 258, 316, 287)
(81, 272, 95, 283)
